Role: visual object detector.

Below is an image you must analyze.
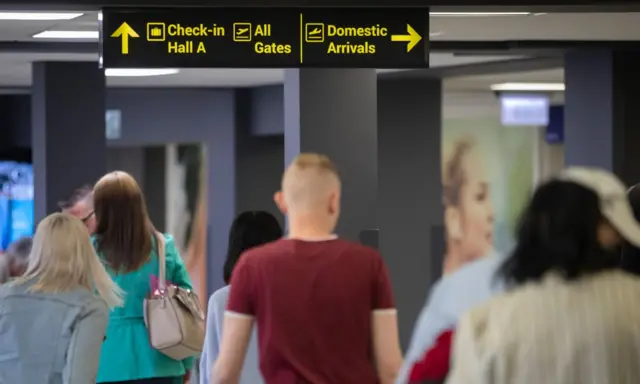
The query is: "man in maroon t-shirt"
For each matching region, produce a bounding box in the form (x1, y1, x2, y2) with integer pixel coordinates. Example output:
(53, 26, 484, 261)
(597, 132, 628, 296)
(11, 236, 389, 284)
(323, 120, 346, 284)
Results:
(213, 153, 403, 384)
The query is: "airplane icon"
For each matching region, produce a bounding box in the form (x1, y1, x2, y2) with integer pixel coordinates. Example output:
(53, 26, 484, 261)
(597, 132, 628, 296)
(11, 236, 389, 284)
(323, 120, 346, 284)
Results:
(305, 23, 324, 43)
(233, 22, 252, 42)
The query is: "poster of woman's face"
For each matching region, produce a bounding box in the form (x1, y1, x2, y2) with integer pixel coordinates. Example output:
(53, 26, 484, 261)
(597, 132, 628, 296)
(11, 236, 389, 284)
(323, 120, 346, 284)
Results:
(441, 118, 535, 276)
(442, 137, 495, 274)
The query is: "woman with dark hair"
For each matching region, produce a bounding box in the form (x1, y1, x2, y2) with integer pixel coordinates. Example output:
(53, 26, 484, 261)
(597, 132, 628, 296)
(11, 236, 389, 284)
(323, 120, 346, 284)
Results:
(621, 183, 640, 274)
(199, 211, 283, 384)
(446, 167, 640, 384)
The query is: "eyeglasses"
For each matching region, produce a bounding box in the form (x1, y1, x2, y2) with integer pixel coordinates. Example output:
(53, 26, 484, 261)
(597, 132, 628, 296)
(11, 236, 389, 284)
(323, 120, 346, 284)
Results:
(81, 210, 94, 223)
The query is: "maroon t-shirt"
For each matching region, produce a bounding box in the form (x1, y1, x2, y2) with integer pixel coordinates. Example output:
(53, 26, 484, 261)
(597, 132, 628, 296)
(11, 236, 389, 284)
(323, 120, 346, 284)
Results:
(227, 237, 395, 384)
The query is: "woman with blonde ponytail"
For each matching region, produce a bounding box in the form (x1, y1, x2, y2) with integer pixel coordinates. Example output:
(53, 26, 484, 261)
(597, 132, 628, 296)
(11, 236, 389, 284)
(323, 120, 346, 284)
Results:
(0, 212, 122, 384)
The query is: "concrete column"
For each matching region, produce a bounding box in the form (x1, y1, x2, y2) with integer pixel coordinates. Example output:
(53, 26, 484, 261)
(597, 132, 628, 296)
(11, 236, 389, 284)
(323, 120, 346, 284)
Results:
(31, 61, 106, 222)
(235, 89, 285, 227)
(378, 77, 443, 350)
(283, 69, 378, 241)
(205, 92, 237, 293)
(564, 50, 640, 185)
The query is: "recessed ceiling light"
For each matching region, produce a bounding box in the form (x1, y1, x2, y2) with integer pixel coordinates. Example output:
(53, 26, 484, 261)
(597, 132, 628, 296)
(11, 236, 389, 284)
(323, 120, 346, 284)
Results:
(430, 32, 444, 37)
(0, 12, 83, 20)
(33, 30, 98, 39)
(430, 12, 534, 17)
(105, 68, 180, 77)
(490, 83, 565, 92)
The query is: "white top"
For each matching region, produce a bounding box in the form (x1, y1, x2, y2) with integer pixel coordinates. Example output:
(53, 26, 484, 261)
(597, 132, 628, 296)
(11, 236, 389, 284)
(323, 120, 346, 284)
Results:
(447, 270, 640, 384)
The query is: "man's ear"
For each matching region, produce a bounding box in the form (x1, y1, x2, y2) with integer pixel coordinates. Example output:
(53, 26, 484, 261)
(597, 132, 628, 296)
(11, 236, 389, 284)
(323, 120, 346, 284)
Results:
(444, 206, 462, 240)
(328, 192, 339, 215)
(274, 191, 288, 215)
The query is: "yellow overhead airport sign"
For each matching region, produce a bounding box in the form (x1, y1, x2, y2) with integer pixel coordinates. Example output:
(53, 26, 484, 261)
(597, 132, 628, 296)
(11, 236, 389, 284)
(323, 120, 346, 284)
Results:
(100, 7, 429, 68)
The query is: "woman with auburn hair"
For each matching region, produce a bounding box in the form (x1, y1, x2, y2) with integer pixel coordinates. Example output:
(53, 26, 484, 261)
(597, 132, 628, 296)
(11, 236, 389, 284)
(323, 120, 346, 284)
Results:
(0, 213, 122, 384)
(93, 171, 195, 384)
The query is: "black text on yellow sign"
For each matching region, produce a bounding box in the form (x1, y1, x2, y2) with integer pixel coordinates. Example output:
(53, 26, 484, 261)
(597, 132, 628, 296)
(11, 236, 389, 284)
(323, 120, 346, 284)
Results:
(100, 7, 430, 68)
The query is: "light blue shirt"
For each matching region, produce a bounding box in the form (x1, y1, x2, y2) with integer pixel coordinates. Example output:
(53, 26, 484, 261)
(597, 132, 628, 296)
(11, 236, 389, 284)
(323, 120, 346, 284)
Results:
(200, 285, 263, 384)
(395, 254, 506, 384)
(0, 280, 109, 384)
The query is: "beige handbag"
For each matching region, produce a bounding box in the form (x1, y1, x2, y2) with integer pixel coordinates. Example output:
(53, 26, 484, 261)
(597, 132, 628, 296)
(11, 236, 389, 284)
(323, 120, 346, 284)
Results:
(143, 232, 206, 360)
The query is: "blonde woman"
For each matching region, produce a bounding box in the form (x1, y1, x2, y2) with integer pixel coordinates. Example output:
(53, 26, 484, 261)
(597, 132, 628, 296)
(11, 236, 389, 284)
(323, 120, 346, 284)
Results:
(0, 213, 122, 384)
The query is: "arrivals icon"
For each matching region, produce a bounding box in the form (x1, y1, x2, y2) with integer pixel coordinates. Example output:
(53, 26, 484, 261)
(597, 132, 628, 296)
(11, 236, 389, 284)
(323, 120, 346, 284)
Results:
(305, 23, 324, 43)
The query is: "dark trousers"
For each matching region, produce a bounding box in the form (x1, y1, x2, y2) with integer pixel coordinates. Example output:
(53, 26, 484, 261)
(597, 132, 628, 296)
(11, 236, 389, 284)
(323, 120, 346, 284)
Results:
(104, 378, 180, 384)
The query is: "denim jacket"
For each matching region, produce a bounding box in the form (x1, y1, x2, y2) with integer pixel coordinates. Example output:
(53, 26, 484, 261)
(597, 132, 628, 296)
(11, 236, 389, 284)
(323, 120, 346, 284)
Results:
(0, 280, 109, 384)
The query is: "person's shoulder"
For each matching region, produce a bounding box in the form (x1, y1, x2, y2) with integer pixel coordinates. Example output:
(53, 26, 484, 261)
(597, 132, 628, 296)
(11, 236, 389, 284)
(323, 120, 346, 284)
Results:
(329, 238, 382, 260)
(160, 233, 178, 253)
(162, 232, 176, 246)
(207, 285, 230, 318)
(159, 233, 182, 262)
(81, 293, 109, 316)
(455, 293, 498, 341)
(210, 285, 231, 305)
(591, 270, 640, 299)
(90, 234, 99, 251)
(241, 239, 287, 262)
(437, 255, 504, 292)
(65, 287, 108, 310)
(0, 281, 22, 297)
(601, 269, 640, 285)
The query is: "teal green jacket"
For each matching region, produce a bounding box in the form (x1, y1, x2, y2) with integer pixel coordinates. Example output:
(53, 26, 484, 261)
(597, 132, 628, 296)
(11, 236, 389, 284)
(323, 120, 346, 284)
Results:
(93, 234, 194, 383)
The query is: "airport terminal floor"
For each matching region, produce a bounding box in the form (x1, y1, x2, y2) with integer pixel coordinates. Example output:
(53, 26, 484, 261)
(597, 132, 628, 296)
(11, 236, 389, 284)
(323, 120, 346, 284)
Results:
(1, 4, 640, 384)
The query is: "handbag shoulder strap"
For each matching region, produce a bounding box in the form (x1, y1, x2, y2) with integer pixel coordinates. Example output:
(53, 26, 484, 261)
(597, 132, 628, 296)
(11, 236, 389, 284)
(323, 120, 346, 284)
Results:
(154, 231, 167, 291)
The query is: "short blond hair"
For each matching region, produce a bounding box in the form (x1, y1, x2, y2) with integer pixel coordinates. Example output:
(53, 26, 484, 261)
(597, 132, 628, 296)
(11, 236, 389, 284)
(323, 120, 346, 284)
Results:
(13, 213, 123, 308)
(282, 153, 340, 212)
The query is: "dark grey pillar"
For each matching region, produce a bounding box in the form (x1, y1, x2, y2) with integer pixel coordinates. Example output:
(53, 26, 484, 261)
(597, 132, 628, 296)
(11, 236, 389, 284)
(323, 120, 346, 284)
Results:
(283, 69, 377, 241)
(143, 147, 166, 232)
(378, 77, 443, 350)
(236, 89, 285, 228)
(31, 62, 106, 222)
(564, 50, 640, 185)
(206, 92, 237, 294)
